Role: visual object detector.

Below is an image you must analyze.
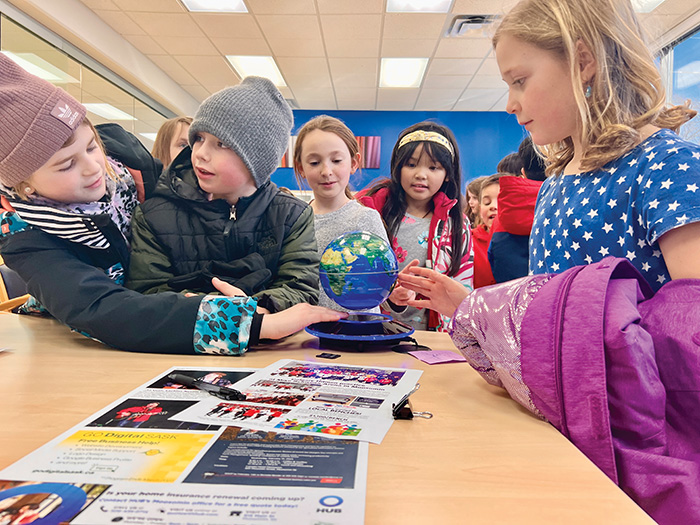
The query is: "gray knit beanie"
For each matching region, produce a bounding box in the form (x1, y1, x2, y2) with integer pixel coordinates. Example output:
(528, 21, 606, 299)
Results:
(0, 53, 87, 188)
(189, 76, 293, 188)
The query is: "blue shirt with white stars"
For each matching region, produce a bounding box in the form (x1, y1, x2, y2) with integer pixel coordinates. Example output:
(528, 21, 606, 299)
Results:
(529, 128, 700, 291)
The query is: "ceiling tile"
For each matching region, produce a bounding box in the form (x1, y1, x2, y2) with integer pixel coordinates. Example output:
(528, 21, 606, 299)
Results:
(468, 74, 504, 89)
(122, 34, 167, 55)
(381, 39, 437, 57)
(383, 13, 449, 40)
(317, 0, 383, 14)
(435, 37, 493, 58)
(429, 57, 482, 76)
(128, 12, 205, 37)
(175, 55, 239, 90)
(210, 38, 271, 55)
(414, 88, 463, 110)
(247, 0, 316, 15)
(267, 37, 325, 57)
(94, 9, 146, 35)
(112, 0, 185, 12)
(453, 88, 506, 110)
(452, 0, 519, 15)
(325, 39, 379, 58)
(320, 15, 382, 40)
(256, 15, 321, 40)
(151, 36, 219, 55)
(475, 57, 502, 76)
(335, 86, 377, 102)
(190, 13, 263, 39)
(422, 74, 471, 88)
(294, 87, 337, 109)
(147, 54, 198, 84)
(80, 0, 120, 10)
(377, 88, 420, 110)
(328, 58, 378, 88)
(181, 84, 211, 102)
(277, 57, 332, 87)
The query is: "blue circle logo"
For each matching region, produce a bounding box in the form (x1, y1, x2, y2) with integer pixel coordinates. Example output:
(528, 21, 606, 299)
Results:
(319, 495, 343, 507)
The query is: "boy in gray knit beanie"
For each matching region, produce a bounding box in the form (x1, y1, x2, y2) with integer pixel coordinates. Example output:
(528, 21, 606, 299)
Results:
(188, 76, 293, 189)
(127, 76, 321, 314)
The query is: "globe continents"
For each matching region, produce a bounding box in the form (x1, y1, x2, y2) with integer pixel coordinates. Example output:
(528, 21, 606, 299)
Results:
(319, 231, 398, 310)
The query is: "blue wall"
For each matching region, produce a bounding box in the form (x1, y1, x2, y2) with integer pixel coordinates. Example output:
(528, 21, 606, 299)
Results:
(272, 109, 526, 194)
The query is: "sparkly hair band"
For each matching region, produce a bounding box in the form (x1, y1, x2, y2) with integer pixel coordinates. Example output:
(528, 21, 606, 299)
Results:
(397, 130, 455, 158)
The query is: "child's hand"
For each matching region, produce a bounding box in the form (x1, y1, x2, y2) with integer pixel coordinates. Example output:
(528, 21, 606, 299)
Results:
(388, 259, 420, 305)
(260, 304, 348, 340)
(212, 277, 246, 297)
(398, 266, 470, 318)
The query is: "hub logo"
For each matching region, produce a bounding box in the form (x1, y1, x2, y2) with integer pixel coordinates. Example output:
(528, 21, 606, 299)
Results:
(317, 495, 343, 514)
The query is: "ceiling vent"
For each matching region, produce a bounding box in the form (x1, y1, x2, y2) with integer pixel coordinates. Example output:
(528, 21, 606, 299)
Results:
(446, 15, 499, 37)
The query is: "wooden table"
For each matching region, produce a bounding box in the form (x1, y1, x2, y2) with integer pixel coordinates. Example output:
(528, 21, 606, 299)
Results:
(0, 312, 654, 524)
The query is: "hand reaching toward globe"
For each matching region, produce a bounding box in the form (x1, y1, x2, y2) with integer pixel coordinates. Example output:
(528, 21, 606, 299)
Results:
(260, 304, 348, 340)
(387, 259, 420, 306)
(398, 265, 471, 318)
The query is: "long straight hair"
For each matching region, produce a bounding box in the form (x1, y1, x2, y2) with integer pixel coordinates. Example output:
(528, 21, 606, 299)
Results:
(365, 121, 465, 277)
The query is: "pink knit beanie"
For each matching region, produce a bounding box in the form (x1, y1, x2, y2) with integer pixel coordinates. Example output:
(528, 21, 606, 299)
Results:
(0, 53, 87, 188)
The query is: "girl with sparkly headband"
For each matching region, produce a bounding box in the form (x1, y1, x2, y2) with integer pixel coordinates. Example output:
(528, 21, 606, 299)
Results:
(357, 121, 473, 331)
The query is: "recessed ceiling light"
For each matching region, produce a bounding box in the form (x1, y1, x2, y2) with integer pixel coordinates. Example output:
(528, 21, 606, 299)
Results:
(380, 58, 428, 88)
(139, 132, 158, 141)
(387, 0, 452, 13)
(180, 0, 247, 12)
(631, 0, 666, 13)
(1, 51, 78, 83)
(84, 103, 136, 121)
(226, 56, 286, 87)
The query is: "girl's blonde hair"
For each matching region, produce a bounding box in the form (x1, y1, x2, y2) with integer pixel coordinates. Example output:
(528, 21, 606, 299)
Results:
(152, 116, 193, 166)
(293, 115, 360, 199)
(14, 117, 116, 201)
(466, 177, 486, 227)
(493, 0, 696, 176)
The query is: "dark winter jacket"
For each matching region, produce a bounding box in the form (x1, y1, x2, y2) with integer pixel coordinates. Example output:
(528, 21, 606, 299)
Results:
(125, 151, 319, 312)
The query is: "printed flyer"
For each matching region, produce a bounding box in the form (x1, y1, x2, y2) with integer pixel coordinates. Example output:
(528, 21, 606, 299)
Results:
(171, 359, 423, 444)
(0, 367, 368, 525)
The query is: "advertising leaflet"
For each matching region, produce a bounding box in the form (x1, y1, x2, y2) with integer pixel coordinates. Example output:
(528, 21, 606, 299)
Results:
(172, 359, 423, 444)
(0, 367, 368, 525)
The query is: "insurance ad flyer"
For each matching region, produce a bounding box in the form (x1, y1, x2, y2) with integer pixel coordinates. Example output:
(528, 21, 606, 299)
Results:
(171, 359, 423, 444)
(0, 366, 369, 525)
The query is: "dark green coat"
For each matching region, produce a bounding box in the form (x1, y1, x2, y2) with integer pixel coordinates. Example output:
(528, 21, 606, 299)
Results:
(125, 152, 319, 312)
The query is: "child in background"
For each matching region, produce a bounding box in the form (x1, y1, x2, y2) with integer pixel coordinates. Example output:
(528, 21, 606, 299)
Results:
(126, 77, 320, 314)
(465, 177, 484, 227)
(0, 56, 344, 355)
(399, 0, 700, 521)
(472, 174, 502, 288)
(488, 136, 546, 282)
(151, 116, 193, 167)
(293, 115, 389, 312)
(358, 121, 472, 330)
(496, 151, 524, 176)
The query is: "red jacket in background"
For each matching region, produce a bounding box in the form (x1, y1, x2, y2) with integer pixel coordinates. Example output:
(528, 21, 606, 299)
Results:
(472, 224, 495, 289)
(488, 176, 543, 283)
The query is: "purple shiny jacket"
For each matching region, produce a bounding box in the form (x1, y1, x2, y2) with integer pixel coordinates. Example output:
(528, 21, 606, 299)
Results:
(451, 257, 700, 523)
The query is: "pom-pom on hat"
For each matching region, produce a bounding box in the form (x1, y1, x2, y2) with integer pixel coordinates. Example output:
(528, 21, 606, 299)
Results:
(188, 76, 293, 188)
(0, 53, 87, 188)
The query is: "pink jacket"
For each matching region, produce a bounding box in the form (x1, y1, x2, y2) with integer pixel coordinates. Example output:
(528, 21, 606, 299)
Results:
(450, 258, 700, 523)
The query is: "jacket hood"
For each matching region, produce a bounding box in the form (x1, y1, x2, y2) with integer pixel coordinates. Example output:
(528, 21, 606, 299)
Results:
(494, 175, 542, 236)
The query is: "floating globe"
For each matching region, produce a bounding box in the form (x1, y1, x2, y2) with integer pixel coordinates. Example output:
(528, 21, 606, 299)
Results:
(319, 231, 399, 310)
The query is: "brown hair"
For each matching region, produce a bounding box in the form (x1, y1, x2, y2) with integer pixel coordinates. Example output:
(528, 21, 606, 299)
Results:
(151, 116, 193, 166)
(293, 115, 360, 199)
(14, 117, 117, 201)
(493, 0, 696, 176)
(466, 176, 486, 227)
